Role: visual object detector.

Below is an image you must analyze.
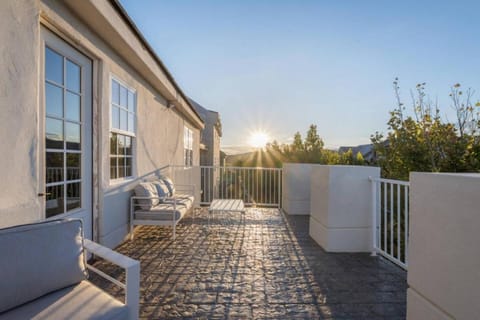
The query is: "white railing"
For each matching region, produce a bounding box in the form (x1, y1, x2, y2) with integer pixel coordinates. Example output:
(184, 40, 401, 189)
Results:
(166, 165, 282, 208)
(370, 177, 409, 269)
(46, 167, 81, 182)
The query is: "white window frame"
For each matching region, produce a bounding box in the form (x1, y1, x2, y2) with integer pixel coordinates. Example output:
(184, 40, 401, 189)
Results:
(184, 126, 193, 167)
(110, 75, 136, 182)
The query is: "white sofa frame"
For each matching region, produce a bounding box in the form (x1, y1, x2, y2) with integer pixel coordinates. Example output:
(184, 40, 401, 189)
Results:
(130, 184, 195, 240)
(84, 239, 140, 319)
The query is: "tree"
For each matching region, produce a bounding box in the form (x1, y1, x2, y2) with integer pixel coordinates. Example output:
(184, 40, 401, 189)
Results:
(371, 79, 480, 180)
(304, 125, 324, 163)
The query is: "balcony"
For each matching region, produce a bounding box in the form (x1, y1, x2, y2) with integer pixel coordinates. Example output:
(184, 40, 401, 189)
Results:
(90, 164, 412, 319)
(90, 208, 407, 319)
(85, 163, 480, 319)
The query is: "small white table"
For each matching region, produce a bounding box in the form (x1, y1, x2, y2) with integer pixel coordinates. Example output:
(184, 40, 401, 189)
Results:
(208, 199, 245, 227)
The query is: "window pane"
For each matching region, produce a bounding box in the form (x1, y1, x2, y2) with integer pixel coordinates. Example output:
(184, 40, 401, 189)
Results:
(120, 86, 127, 107)
(66, 92, 80, 122)
(45, 47, 63, 85)
(120, 110, 127, 131)
(128, 113, 134, 132)
(66, 182, 81, 211)
(66, 60, 81, 93)
(46, 117, 64, 149)
(118, 157, 125, 178)
(124, 136, 132, 155)
(111, 106, 120, 129)
(110, 157, 117, 179)
(117, 134, 125, 155)
(66, 153, 81, 181)
(127, 91, 135, 111)
(65, 122, 81, 150)
(46, 152, 64, 183)
(110, 133, 117, 155)
(46, 185, 64, 218)
(125, 157, 132, 177)
(46, 83, 63, 117)
(112, 80, 120, 105)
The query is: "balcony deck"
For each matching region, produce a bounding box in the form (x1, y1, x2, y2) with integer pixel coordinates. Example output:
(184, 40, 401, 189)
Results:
(90, 208, 407, 319)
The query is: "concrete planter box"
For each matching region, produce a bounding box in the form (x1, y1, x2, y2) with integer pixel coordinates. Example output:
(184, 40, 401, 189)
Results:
(407, 173, 480, 320)
(282, 163, 312, 215)
(309, 165, 380, 252)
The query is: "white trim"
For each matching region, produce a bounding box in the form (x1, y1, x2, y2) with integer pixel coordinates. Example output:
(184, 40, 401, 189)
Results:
(110, 73, 136, 92)
(41, 29, 93, 238)
(108, 74, 137, 182)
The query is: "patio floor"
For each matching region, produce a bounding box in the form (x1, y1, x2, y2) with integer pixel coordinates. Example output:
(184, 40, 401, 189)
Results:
(90, 208, 407, 319)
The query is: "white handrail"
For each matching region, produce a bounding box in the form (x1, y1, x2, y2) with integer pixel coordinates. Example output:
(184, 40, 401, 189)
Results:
(84, 239, 140, 319)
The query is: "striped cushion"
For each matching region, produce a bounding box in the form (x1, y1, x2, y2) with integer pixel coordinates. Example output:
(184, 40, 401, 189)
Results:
(161, 177, 176, 196)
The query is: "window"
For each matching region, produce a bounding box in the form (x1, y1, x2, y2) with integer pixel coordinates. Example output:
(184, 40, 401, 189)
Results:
(45, 46, 83, 217)
(184, 126, 193, 166)
(110, 78, 135, 180)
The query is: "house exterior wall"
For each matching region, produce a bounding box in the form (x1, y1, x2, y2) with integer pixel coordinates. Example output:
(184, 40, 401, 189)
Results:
(0, 0, 202, 248)
(199, 110, 221, 166)
(0, 0, 42, 227)
(212, 124, 221, 167)
(190, 99, 221, 167)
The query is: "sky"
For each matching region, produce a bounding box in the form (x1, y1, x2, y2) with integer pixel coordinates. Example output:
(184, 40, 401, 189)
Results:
(120, 0, 480, 153)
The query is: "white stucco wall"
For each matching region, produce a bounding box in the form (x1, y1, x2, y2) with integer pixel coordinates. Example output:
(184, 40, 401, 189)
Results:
(0, 0, 202, 249)
(0, 0, 42, 227)
(407, 173, 480, 320)
(282, 163, 312, 215)
(309, 165, 380, 252)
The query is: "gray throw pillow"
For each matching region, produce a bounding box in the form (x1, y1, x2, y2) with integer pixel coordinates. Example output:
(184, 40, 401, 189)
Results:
(0, 219, 87, 313)
(134, 182, 160, 210)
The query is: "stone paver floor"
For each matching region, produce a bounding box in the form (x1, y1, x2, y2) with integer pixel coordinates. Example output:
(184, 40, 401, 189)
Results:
(90, 208, 407, 319)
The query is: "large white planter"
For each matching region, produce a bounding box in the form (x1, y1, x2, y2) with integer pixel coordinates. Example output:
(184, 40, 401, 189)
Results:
(309, 165, 380, 252)
(282, 163, 312, 215)
(407, 173, 480, 320)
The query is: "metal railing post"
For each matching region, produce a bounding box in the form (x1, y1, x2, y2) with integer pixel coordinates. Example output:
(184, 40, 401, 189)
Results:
(370, 177, 377, 256)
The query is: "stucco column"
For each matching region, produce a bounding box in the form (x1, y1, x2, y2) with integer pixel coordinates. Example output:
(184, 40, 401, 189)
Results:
(309, 165, 380, 252)
(407, 173, 480, 320)
(282, 163, 313, 215)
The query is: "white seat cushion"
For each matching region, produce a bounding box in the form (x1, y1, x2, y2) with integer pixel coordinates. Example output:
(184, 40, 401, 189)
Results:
(134, 203, 188, 221)
(163, 194, 194, 208)
(0, 281, 127, 320)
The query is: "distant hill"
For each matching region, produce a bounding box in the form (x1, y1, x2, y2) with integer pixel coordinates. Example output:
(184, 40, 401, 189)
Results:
(224, 151, 256, 166)
(221, 146, 255, 155)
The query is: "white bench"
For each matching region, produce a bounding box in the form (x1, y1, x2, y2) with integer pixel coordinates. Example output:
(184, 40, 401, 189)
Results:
(130, 178, 195, 240)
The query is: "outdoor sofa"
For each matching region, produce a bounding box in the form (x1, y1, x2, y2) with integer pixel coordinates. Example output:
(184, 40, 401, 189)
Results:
(0, 219, 140, 320)
(130, 176, 195, 240)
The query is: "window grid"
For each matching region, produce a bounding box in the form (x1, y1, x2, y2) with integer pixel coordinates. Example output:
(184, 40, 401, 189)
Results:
(45, 46, 83, 218)
(110, 78, 136, 180)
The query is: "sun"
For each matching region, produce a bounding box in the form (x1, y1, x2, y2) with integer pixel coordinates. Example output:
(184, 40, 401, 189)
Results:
(248, 130, 270, 148)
